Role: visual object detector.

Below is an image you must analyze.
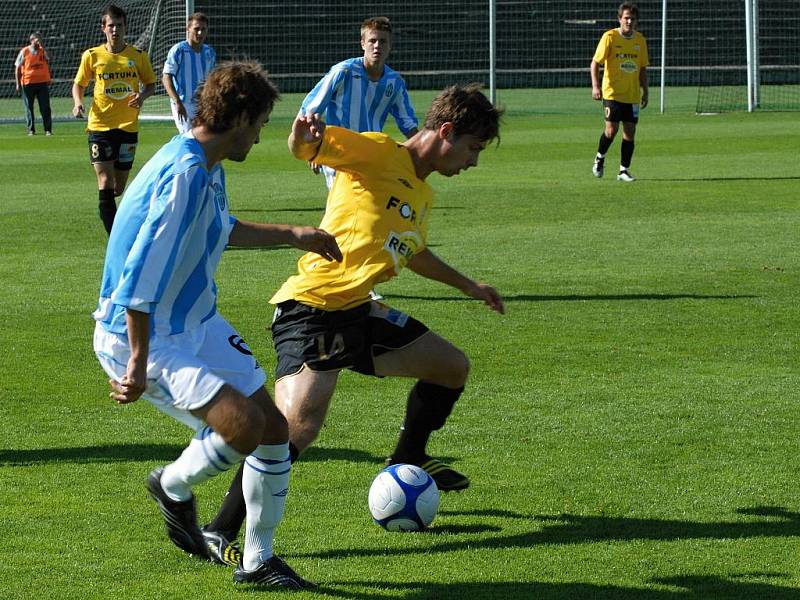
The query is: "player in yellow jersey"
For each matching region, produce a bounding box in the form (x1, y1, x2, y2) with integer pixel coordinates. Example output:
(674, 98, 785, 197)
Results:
(72, 4, 157, 234)
(274, 83, 503, 491)
(591, 2, 649, 182)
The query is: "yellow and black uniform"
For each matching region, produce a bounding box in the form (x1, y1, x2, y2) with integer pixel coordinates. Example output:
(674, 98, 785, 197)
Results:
(271, 126, 433, 311)
(593, 29, 649, 104)
(270, 126, 434, 378)
(74, 44, 156, 133)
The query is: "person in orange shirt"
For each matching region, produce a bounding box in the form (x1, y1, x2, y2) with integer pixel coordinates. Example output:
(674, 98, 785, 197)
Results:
(14, 32, 52, 136)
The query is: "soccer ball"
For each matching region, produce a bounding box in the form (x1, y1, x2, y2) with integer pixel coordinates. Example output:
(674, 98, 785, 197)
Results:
(368, 464, 440, 531)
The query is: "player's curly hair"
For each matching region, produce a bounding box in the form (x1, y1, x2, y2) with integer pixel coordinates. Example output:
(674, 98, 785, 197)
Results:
(193, 61, 280, 133)
(423, 83, 503, 144)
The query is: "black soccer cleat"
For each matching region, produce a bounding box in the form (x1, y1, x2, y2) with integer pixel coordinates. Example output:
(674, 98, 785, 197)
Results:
(387, 455, 470, 492)
(146, 467, 208, 558)
(202, 526, 242, 567)
(233, 555, 317, 589)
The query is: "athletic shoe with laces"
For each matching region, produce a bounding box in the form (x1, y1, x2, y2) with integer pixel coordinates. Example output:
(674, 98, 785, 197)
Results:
(233, 555, 317, 589)
(146, 467, 208, 558)
(386, 455, 470, 492)
(617, 169, 635, 182)
(592, 156, 604, 178)
(202, 527, 242, 567)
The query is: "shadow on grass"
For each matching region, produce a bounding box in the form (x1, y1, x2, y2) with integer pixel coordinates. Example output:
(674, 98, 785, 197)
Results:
(296, 506, 800, 560)
(645, 176, 800, 182)
(307, 575, 799, 600)
(386, 292, 756, 303)
(0, 444, 378, 466)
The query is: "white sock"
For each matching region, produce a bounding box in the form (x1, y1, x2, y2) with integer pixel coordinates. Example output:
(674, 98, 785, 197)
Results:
(242, 443, 291, 570)
(161, 425, 245, 501)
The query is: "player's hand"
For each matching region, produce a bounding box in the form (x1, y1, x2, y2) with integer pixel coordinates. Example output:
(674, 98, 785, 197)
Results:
(592, 87, 602, 101)
(466, 282, 505, 315)
(176, 102, 188, 121)
(641, 92, 649, 109)
(109, 361, 147, 404)
(294, 113, 326, 143)
(128, 93, 144, 109)
(308, 161, 322, 175)
(290, 226, 342, 262)
(73, 104, 85, 119)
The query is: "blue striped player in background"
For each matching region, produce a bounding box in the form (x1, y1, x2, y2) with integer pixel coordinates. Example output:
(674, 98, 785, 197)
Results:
(92, 61, 341, 588)
(162, 12, 216, 133)
(300, 16, 418, 189)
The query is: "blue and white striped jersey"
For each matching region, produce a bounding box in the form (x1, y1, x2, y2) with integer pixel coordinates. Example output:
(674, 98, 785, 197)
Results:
(162, 41, 216, 117)
(93, 133, 237, 337)
(300, 58, 418, 136)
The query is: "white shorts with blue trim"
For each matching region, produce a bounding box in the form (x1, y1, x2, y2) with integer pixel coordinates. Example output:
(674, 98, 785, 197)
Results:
(93, 313, 266, 422)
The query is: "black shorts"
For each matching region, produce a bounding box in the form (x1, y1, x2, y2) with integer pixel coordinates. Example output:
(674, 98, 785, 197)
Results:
(271, 300, 429, 379)
(603, 99, 640, 124)
(88, 129, 139, 170)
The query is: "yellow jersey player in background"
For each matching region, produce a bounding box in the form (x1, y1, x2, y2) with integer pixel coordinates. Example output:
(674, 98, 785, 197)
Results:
(72, 4, 156, 234)
(196, 85, 505, 564)
(591, 2, 649, 182)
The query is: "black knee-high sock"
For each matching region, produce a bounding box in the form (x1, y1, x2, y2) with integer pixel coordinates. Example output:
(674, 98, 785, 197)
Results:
(205, 441, 300, 538)
(391, 381, 464, 463)
(621, 139, 635, 168)
(597, 133, 613, 156)
(98, 188, 116, 235)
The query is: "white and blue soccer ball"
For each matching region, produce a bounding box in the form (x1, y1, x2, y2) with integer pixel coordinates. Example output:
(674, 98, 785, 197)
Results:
(368, 463, 440, 531)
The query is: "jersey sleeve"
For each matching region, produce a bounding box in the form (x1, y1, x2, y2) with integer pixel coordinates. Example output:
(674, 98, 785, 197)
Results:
(592, 31, 611, 64)
(162, 44, 180, 75)
(110, 166, 208, 312)
(313, 126, 385, 176)
(640, 36, 650, 67)
(300, 66, 345, 116)
(138, 51, 157, 85)
(390, 79, 419, 136)
(74, 49, 93, 86)
(14, 49, 25, 68)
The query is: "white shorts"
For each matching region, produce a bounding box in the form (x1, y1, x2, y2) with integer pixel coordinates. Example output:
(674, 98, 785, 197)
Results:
(93, 313, 266, 420)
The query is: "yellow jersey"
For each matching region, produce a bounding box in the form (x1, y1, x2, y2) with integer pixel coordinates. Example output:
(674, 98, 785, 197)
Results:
(271, 127, 433, 311)
(74, 44, 157, 133)
(593, 29, 649, 104)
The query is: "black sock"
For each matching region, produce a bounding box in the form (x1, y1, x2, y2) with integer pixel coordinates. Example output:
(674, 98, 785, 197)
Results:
(205, 462, 246, 539)
(98, 189, 116, 235)
(597, 133, 613, 156)
(621, 140, 635, 169)
(391, 381, 464, 463)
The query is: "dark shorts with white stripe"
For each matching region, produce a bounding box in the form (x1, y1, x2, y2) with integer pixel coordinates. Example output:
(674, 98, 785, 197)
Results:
(271, 299, 429, 379)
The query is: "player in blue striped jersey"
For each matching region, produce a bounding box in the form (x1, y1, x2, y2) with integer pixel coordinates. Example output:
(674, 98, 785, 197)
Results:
(92, 61, 341, 589)
(300, 16, 418, 188)
(162, 12, 216, 133)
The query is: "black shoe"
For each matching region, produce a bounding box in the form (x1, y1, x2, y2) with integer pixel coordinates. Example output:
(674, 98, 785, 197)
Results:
(233, 555, 317, 589)
(387, 455, 470, 492)
(593, 156, 605, 178)
(202, 527, 242, 567)
(146, 467, 208, 558)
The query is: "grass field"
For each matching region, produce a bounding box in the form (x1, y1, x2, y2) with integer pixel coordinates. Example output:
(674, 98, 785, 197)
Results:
(1, 89, 799, 599)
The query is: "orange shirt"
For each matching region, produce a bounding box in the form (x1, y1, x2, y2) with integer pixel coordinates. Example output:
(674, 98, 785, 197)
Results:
(16, 46, 51, 85)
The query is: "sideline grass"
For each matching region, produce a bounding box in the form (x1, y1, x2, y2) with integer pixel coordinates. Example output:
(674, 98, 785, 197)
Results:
(0, 92, 799, 599)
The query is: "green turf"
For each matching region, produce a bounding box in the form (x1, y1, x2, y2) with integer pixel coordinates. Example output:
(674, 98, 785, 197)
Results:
(1, 90, 799, 599)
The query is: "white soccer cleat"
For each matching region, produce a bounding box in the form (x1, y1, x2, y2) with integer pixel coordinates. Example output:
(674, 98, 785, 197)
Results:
(617, 169, 635, 182)
(592, 157, 604, 178)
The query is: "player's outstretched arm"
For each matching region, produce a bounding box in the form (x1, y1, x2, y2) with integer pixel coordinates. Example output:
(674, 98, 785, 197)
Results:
(408, 248, 505, 314)
(229, 221, 342, 262)
(289, 113, 325, 161)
